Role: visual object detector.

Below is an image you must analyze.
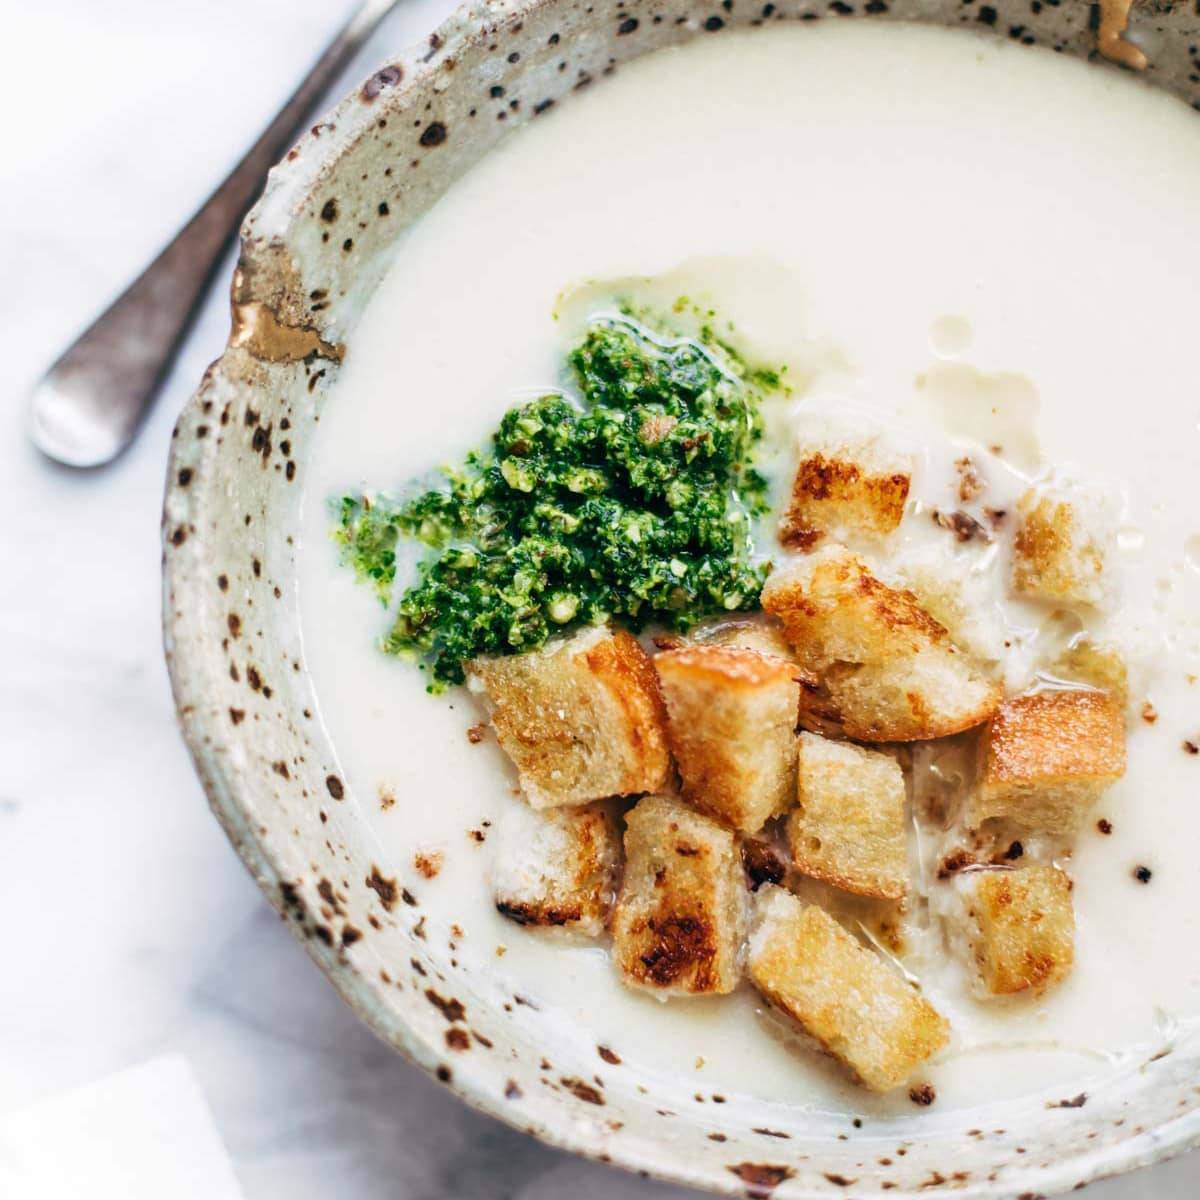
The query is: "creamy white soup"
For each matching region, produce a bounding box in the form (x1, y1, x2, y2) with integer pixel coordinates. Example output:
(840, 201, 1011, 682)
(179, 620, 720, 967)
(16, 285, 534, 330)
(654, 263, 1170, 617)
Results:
(298, 22, 1200, 1116)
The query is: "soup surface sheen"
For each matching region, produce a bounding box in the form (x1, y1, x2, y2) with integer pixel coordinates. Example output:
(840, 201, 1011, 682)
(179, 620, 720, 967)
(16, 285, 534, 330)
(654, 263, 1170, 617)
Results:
(299, 22, 1200, 1116)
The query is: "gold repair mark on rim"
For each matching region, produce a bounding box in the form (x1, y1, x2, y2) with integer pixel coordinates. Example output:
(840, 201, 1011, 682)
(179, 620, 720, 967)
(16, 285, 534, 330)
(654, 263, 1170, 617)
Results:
(1097, 0, 1148, 70)
(231, 301, 345, 364)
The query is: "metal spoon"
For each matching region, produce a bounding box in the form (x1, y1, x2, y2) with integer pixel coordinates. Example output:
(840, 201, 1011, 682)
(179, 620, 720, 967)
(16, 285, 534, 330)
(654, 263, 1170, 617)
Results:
(29, 0, 402, 469)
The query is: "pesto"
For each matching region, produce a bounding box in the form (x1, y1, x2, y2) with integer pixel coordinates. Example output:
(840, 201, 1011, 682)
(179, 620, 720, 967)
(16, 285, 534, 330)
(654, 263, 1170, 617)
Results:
(334, 310, 779, 689)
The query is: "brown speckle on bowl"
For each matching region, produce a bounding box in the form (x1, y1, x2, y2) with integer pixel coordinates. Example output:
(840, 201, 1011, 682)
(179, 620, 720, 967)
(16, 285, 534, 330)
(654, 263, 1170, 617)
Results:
(362, 64, 404, 101)
(561, 1077, 605, 1105)
(728, 1163, 794, 1198)
(420, 121, 448, 146)
(426, 989, 466, 1023)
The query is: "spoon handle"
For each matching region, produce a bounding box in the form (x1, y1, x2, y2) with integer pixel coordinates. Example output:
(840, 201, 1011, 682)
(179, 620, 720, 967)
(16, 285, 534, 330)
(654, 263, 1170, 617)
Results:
(30, 0, 400, 468)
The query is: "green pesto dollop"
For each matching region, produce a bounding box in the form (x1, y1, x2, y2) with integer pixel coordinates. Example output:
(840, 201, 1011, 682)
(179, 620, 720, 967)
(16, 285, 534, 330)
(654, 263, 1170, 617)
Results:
(334, 310, 779, 689)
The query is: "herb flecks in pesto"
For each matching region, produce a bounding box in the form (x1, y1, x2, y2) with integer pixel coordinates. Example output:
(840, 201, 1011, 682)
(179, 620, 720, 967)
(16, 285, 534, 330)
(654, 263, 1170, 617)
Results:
(334, 310, 779, 688)
(335, 495, 401, 604)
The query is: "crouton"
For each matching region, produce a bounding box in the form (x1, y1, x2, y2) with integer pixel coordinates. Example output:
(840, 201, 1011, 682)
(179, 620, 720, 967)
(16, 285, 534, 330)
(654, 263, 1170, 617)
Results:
(613, 794, 745, 996)
(789, 733, 909, 900)
(969, 689, 1126, 834)
(1049, 639, 1128, 707)
(897, 542, 1005, 665)
(695, 618, 799, 664)
(780, 423, 912, 550)
(747, 886, 949, 1091)
(762, 545, 1002, 742)
(1012, 486, 1113, 607)
(955, 865, 1075, 996)
(491, 801, 621, 936)
(655, 645, 802, 832)
(468, 627, 671, 809)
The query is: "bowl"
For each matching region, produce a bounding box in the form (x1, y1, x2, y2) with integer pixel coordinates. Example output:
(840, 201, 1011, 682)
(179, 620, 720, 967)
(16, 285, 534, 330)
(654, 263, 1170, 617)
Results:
(162, 0, 1200, 1193)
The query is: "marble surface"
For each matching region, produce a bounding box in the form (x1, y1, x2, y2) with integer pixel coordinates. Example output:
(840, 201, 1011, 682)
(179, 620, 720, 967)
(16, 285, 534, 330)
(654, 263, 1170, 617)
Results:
(1, 2, 1195, 1196)
(0, 1056, 246, 1198)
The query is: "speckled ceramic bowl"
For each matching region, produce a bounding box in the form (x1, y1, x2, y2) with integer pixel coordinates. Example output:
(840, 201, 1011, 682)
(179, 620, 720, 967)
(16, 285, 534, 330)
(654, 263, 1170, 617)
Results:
(163, 1, 1200, 1194)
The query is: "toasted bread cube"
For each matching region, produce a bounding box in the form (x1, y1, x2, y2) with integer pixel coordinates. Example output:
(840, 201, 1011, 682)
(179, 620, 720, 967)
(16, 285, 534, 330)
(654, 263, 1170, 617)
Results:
(780, 422, 912, 550)
(897, 543, 1005, 665)
(655, 645, 802, 833)
(491, 801, 621, 936)
(613, 794, 745, 996)
(789, 733, 908, 900)
(468, 627, 671, 809)
(1050, 640, 1128, 708)
(696, 618, 799, 664)
(955, 865, 1075, 996)
(1012, 487, 1113, 607)
(969, 690, 1126, 834)
(762, 545, 1001, 742)
(748, 886, 949, 1091)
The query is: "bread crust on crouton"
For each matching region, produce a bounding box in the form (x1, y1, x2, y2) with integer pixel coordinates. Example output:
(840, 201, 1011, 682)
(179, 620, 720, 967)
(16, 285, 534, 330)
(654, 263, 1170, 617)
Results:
(762, 546, 1001, 742)
(789, 733, 909, 900)
(748, 886, 948, 1091)
(613, 794, 745, 995)
(956, 865, 1075, 995)
(468, 627, 672, 808)
(780, 430, 911, 550)
(971, 690, 1126, 834)
(1012, 489, 1110, 607)
(656, 645, 803, 833)
(491, 801, 621, 936)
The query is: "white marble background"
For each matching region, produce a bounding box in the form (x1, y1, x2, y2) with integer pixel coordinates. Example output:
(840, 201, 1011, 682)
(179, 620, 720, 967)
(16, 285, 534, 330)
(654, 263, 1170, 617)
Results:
(0, 1, 1195, 1196)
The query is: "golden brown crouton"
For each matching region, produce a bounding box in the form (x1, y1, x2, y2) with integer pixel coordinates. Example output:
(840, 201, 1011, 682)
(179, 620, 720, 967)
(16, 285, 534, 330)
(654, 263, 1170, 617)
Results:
(467, 627, 671, 809)
(747, 886, 949, 1091)
(655, 645, 803, 833)
(789, 733, 909, 900)
(612, 794, 745, 996)
(1012, 487, 1112, 607)
(896, 543, 1005, 665)
(955, 865, 1075, 996)
(762, 545, 1002, 742)
(1049, 639, 1128, 708)
(695, 618, 800, 664)
(969, 689, 1126, 834)
(780, 425, 912, 550)
(491, 801, 621, 936)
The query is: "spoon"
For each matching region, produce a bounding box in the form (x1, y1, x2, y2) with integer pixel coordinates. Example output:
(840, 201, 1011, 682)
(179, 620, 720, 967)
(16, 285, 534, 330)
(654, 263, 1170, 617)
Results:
(29, 0, 402, 469)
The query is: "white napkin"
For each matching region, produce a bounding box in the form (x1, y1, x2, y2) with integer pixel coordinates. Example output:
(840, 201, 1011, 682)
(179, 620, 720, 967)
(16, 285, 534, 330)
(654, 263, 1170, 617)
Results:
(0, 1054, 244, 1200)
